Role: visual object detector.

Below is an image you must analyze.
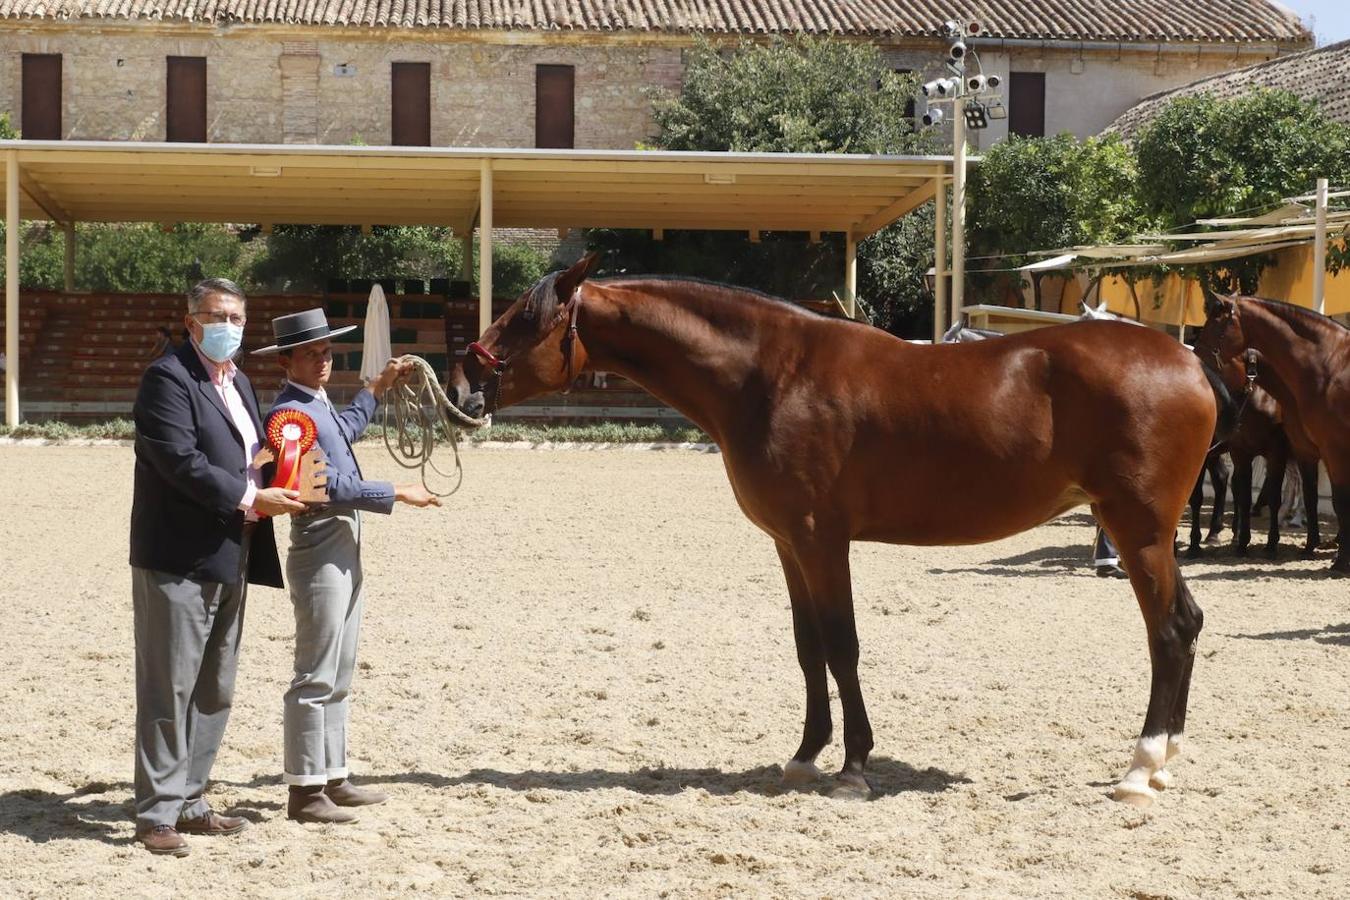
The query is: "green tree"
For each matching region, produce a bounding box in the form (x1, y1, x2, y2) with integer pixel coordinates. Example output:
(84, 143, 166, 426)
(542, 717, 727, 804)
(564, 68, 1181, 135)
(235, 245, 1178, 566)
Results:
(1, 222, 244, 292)
(0, 112, 17, 139)
(607, 35, 938, 335)
(968, 133, 1149, 309)
(1134, 89, 1350, 290)
(247, 225, 462, 292)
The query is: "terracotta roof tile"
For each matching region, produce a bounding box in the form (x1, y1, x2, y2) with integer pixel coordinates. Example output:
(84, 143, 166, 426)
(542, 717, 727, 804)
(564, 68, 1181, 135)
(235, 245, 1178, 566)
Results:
(1108, 39, 1350, 136)
(0, 0, 1312, 41)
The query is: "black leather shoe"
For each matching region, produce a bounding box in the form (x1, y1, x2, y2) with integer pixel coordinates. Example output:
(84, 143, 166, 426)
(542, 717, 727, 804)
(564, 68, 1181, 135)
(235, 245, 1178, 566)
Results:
(1095, 564, 1129, 579)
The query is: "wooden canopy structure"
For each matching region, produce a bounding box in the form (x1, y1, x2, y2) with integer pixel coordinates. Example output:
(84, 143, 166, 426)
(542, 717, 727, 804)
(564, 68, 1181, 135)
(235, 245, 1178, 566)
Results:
(1, 140, 956, 425)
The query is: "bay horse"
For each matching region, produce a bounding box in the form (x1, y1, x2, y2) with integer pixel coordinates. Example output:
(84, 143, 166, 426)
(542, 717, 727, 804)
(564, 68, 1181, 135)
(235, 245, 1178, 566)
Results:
(1196, 292, 1347, 572)
(450, 254, 1225, 806)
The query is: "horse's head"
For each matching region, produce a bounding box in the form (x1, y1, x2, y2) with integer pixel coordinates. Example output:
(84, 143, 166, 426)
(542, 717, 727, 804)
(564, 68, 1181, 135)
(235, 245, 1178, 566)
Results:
(1194, 288, 1246, 375)
(448, 253, 603, 418)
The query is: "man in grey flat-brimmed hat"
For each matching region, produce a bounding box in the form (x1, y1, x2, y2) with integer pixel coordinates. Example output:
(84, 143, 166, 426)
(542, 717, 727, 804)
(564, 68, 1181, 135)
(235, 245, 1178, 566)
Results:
(256, 308, 440, 824)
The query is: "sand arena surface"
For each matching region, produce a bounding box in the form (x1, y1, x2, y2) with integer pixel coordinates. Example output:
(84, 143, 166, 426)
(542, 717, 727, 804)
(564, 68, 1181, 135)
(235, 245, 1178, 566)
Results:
(0, 444, 1347, 898)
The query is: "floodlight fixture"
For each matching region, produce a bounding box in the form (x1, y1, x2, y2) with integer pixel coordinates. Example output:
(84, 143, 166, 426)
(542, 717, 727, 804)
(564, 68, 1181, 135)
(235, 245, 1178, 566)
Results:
(985, 98, 1008, 120)
(964, 102, 989, 130)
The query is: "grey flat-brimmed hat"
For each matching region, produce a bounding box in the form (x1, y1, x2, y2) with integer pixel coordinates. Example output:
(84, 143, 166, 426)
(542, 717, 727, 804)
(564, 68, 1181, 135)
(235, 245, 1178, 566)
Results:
(252, 308, 357, 354)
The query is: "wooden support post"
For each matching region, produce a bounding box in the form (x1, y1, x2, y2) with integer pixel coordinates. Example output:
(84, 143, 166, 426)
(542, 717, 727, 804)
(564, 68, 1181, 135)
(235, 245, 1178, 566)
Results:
(652, 228, 664, 241)
(934, 176, 948, 343)
(6, 150, 20, 426)
(1313, 177, 1328, 315)
(478, 159, 494, 337)
(844, 232, 857, 319)
(63, 222, 75, 293)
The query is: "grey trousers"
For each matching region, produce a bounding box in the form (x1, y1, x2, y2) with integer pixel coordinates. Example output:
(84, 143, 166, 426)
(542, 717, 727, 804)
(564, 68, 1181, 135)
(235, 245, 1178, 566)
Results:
(284, 510, 364, 786)
(132, 532, 250, 831)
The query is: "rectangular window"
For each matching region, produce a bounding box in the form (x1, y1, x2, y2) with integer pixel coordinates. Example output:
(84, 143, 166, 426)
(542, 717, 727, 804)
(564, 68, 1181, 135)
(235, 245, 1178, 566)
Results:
(536, 65, 575, 149)
(166, 56, 207, 142)
(894, 68, 917, 121)
(21, 54, 62, 140)
(391, 62, 431, 146)
(1008, 72, 1046, 138)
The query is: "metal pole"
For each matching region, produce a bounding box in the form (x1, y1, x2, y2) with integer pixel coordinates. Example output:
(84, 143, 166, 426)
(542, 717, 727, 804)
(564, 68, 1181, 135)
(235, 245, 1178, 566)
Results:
(844, 233, 857, 319)
(1313, 177, 1328, 315)
(934, 176, 948, 343)
(63, 223, 75, 293)
(951, 97, 967, 322)
(5, 151, 19, 426)
(478, 159, 493, 338)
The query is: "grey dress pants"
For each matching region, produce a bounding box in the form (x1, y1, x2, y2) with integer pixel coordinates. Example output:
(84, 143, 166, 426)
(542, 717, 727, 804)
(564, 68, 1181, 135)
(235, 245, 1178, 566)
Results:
(283, 509, 364, 786)
(132, 529, 251, 831)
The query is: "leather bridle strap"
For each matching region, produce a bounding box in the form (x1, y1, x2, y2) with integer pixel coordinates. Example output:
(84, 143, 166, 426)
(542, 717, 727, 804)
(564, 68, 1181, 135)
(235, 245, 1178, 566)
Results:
(560, 288, 583, 395)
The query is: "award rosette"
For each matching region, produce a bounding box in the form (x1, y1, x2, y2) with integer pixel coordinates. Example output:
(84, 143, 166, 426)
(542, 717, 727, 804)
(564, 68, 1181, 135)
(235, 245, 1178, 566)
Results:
(266, 409, 319, 491)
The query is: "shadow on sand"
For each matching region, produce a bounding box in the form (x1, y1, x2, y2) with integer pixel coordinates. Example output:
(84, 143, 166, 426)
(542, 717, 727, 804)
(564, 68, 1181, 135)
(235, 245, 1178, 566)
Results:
(368, 755, 971, 800)
(1222, 622, 1350, 646)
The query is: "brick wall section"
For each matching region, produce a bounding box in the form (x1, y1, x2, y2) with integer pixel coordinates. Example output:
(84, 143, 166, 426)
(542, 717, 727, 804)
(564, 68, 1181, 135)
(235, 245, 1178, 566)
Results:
(0, 26, 678, 148)
(0, 24, 1275, 147)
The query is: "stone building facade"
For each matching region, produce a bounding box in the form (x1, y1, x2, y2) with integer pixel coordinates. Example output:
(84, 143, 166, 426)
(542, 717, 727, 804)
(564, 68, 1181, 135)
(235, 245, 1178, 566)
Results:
(0, 2, 1313, 151)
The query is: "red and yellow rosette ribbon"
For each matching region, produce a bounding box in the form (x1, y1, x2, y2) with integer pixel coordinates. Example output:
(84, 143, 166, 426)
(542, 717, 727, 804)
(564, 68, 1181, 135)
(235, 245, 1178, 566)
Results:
(266, 409, 319, 491)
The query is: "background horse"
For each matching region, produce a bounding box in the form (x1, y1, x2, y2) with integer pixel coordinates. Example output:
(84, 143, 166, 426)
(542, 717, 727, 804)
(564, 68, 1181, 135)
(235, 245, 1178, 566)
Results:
(1196, 292, 1348, 572)
(451, 255, 1225, 806)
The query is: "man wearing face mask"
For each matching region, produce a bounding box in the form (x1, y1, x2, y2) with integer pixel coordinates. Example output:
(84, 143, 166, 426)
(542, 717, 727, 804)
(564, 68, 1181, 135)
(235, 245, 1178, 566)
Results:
(129, 278, 307, 857)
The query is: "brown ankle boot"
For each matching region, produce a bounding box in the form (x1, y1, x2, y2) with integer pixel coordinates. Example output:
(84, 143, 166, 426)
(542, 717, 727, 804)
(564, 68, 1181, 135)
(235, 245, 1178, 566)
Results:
(326, 778, 388, 807)
(287, 785, 358, 825)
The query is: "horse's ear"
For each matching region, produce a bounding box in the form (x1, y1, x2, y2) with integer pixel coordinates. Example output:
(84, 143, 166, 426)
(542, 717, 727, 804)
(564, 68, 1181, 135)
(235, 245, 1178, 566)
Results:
(554, 252, 602, 303)
(1201, 283, 1225, 320)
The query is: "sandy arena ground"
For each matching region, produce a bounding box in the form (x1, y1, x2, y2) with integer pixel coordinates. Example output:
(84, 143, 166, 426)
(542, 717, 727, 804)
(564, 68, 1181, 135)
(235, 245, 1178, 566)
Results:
(0, 443, 1347, 898)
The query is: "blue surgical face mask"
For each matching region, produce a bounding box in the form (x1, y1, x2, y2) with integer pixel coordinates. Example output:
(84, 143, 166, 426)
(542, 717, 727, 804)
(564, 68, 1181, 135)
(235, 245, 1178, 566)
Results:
(197, 322, 244, 363)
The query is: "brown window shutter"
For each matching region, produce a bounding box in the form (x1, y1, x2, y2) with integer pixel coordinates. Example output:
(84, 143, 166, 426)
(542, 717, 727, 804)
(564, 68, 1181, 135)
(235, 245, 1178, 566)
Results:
(536, 65, 575, 149)
(166, 57, 207, 142)
(391, 62, 432, 146)
(21, 54, 62, 140)
(1008, 72, 1046, 138)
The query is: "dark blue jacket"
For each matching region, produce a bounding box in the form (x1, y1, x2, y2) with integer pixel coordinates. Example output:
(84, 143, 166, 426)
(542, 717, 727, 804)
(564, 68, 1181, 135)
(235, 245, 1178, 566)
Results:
(130, 342, 283, 588)
(266, 384, 395, 514)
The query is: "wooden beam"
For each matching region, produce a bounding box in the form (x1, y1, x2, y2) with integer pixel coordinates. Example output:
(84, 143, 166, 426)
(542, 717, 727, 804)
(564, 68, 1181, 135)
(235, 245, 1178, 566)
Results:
(852, 177, 940, 238)
(19, 171, 70, 225)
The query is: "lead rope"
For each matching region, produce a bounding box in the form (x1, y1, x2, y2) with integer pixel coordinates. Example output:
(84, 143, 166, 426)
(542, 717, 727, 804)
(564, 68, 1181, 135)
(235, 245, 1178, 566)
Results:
(377, 354, 488, 497)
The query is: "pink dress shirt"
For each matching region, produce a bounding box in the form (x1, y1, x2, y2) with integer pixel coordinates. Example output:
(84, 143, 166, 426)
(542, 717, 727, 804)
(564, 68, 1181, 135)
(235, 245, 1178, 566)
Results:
(193, 342, 265, 520)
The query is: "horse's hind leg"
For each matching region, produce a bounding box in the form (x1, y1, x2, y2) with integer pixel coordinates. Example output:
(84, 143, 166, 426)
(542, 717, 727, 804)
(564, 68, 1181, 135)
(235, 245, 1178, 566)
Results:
(1205, 456, 1228, 544)
(1186, 470, 1205, 558)
(1097, 503, 1204, 807)
(775, 541, 831, 787)
(788, 537, 874, 799)
(1300, 460, 1321, 558)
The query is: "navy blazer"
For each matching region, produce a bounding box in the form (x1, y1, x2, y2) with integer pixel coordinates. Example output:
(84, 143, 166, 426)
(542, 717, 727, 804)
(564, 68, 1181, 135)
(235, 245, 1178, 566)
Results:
(266, 384, 395, 514)
(130, 342, 283, 588)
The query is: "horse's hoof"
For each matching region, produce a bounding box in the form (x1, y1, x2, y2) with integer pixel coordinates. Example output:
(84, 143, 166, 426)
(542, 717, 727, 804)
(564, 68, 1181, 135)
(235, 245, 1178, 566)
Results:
(1185, 546, 1202, 560)
(1111, 782, 1158, 807)
(781, 760, 823, 787)
(1203, 535, 1224, 546)
(1148, 769, 1173, 791)
(1301, 548, 1318, 560)
(1264, 545, 1280, 559)
(1329, 560, 1350, 578)
(829, 773, 874, 801)
(1235, 545, 1250, 558)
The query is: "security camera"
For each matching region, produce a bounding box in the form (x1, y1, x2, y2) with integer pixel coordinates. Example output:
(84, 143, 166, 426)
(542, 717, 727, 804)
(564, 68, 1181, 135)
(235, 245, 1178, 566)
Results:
(922, 107, 945, 127)
(941, 20, 961, 38)
(949, 41, 967, 62)
(922, 78, 958, 97)
(986, 74, 1002, 90)
(967, 75, 987, 92)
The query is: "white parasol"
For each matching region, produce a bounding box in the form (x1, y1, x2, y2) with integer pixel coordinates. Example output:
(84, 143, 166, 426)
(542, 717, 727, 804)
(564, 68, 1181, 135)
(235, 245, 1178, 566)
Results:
(360, 282, 392, 384)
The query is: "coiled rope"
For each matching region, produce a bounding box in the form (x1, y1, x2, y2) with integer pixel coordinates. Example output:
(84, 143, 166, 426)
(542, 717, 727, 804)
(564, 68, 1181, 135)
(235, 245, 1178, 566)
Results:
(378, 354, 488, 497)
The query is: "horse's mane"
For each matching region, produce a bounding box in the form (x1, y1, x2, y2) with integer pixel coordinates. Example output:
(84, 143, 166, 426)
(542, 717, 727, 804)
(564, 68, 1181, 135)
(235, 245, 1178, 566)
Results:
(523, 271, 565, 325)
(1243, 295, 1349, 334)
(588, 273, 871, 327)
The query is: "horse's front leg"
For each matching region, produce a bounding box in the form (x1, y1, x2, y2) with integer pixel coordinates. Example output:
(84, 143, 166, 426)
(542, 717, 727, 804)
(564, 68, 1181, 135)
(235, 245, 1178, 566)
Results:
(1206, 456, 1228, 544)
(1186, 469, 1205, 558)
(1262, 451, 1286, 557)
(775, 542, 831, 787)
(1231, 456, 1253, 556)
(791, 536, 873, 799)
(1300, 460, 1321, 558)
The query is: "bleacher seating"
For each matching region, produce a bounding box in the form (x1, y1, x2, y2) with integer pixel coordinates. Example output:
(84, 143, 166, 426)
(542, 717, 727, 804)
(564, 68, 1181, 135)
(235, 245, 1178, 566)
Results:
(4, 289, 685, 423)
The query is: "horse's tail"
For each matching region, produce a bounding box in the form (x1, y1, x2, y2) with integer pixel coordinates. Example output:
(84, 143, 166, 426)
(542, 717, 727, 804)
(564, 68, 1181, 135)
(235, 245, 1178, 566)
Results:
(1202, 360, 1238, 444)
